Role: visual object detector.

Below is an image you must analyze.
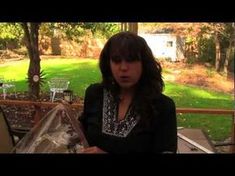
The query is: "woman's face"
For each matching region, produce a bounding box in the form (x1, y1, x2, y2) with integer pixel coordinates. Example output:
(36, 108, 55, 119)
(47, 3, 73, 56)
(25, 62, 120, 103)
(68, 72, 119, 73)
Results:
(110, 58, 142, 90)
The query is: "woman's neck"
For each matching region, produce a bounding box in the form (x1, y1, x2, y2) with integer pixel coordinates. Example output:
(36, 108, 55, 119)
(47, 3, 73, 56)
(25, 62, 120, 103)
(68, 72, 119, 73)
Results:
(117, 88, 135, 121)
(119, 88, 135, 102)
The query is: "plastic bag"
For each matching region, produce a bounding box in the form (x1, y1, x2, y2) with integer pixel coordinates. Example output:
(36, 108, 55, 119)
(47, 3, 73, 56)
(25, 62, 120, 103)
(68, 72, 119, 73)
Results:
(14, 102, 89, 153)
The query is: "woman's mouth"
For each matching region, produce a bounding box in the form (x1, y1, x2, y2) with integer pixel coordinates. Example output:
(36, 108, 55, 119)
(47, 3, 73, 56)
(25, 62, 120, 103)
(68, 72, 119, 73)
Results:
(119, 76, 130, 82)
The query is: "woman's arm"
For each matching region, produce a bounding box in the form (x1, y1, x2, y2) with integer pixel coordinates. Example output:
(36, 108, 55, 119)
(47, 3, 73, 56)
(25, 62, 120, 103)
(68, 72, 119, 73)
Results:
(81, 146, 107, 153)
(153, 96, 177, 153)
(78, 84, 95, 131)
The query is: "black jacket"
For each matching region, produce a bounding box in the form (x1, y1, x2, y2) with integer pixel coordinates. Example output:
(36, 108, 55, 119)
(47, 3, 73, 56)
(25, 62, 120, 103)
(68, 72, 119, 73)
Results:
(80, 83, 177, 153)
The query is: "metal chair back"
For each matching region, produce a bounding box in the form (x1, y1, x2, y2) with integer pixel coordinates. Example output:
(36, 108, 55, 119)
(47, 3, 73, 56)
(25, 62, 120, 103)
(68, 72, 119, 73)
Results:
(48, 78, 70, 102)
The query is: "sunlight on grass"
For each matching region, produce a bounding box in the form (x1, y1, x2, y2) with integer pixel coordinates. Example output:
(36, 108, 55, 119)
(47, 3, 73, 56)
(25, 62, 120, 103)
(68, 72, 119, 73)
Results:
(0, 60, 29, 80)
(40, 58, 101, 97)
(164, 81, 233, 110)
(164, 81, 232, 100)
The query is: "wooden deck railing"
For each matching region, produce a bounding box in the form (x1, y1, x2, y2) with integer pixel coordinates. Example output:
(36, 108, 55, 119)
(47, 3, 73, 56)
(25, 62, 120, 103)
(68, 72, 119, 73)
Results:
(0, 99, 234, 152)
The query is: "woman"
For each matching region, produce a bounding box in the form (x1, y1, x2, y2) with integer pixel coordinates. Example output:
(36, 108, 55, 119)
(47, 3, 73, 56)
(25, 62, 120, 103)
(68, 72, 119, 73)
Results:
(79, 31, 177, 153)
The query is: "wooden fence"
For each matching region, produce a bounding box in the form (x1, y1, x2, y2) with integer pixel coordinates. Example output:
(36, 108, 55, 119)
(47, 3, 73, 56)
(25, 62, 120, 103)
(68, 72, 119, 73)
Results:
(0, 99, 234, 153)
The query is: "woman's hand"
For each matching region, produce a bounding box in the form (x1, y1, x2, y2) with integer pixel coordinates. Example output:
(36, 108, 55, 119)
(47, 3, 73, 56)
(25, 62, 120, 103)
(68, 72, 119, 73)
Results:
(81, 146, 107, 154)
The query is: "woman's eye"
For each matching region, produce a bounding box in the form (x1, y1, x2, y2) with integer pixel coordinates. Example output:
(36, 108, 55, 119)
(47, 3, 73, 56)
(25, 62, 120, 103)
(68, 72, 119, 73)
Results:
(126, 57, 135, 62)
(111, 56, 122, 63)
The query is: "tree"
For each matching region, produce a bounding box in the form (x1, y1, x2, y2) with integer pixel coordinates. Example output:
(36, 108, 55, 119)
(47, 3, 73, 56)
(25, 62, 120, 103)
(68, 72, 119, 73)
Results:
(223, 23, 235, 76)
(21, 23, 41, 99)
(139, 22, 234, 73)
(138, 23, 208, 62)
(203, 23, 234, 73)
(20, 22, 120, 99)
(206, 23, 226, 72)
(0, 23, 24, 49)
(40, 22, 120, 41)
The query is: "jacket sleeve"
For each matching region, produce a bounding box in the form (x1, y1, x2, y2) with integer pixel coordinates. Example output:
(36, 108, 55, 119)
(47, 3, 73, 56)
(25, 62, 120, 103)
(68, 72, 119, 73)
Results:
(78, 84, 93, 132)
(78, 83, 102, 133)
(153, 97, 177, 153)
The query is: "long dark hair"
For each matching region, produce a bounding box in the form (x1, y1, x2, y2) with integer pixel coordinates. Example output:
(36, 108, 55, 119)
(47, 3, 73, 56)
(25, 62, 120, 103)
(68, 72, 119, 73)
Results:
(99, 31, 164, 120)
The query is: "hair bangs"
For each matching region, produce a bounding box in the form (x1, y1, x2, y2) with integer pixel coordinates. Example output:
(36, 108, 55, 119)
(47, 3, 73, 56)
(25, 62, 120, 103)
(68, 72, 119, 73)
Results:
(110, 39, 142, 62)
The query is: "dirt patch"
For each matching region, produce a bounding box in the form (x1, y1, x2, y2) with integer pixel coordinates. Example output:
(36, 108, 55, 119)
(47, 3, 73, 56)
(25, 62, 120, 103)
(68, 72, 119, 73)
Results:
(162, 61, 234, 94)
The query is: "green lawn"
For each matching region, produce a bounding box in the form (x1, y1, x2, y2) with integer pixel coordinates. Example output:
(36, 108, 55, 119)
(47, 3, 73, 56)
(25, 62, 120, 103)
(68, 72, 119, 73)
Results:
(165, 82, 233, 141)
(0, 58, 101, 97)
(0, 58, 234, 141)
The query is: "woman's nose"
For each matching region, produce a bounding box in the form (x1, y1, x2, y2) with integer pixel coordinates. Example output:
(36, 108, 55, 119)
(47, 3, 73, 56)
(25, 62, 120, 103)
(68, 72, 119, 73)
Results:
(120, 60, 128, 70)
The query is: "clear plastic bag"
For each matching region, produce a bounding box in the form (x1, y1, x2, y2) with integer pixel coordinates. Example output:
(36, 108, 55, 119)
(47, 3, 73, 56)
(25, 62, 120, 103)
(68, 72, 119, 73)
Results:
(13, 102, 88, 153)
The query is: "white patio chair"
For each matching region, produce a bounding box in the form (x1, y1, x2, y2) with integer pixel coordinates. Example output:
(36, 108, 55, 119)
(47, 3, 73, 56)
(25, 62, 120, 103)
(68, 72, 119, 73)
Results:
(48, 78, 70, 102)
(0, 78, 16, 100)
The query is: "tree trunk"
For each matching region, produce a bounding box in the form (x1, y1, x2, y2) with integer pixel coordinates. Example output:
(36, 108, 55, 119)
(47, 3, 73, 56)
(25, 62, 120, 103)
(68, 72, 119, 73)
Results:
(215, 32, 221, 72)
(21, 23, 41, 99)
(224, 46, 234, 74)
(224, 24, 235, 77)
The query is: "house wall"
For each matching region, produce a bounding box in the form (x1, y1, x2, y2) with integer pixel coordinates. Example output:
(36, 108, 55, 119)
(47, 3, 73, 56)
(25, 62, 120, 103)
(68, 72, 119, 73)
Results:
(139, 33, 185, 61)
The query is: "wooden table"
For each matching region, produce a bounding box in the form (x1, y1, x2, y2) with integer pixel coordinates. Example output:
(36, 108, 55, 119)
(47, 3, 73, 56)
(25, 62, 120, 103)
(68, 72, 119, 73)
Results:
(177, 128, 216, 153)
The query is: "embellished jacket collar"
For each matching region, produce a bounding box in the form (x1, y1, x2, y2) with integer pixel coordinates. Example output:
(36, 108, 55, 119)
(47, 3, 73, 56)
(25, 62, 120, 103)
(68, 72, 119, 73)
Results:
(102, 89, 140, 138)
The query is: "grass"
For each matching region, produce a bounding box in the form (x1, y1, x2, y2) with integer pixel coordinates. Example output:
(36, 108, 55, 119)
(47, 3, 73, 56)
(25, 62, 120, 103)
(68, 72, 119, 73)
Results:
(0, 58, 234, 141)
(164, 82, 233, 141)
(0, 58, 101, 97)
(39, 58, 102, 97)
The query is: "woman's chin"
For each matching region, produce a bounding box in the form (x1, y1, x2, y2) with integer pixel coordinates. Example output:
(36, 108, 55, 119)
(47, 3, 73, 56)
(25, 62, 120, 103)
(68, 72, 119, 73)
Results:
(118, 82, 136, 89)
